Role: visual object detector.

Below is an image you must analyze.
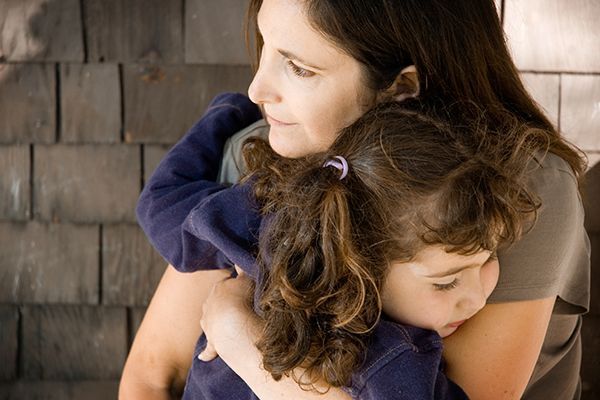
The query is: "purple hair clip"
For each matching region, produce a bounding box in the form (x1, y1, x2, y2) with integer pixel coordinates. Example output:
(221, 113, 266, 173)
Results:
(323, 156, 349, 180)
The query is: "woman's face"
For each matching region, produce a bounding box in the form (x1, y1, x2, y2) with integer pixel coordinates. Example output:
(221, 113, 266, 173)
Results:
(382, 246, 500, 338)
(248, 0, 376, 158)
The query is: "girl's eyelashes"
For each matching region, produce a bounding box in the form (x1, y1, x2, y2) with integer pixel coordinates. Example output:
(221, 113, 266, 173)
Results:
(433, 278, 460, 291)
(286, 60, 315, 78)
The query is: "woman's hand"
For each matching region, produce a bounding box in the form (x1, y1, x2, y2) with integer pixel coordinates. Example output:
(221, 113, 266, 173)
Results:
(198, 266, 261, 363)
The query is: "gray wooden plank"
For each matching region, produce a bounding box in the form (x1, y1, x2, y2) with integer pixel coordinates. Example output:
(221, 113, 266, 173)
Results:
(0, 222, 98, 304)
(0, 381, 119, 400)
(560, 75, 600, 152)
(584, 162, 600, 234)
(21, 306, 127, 379)
(0, 0, 83, 62)
(520, 73, 559, 128)
(60, 64, 121, 143)
(128, 307, 148, 346)
(185, 0, 249, 65)
(84, 0, 183, 63)
(102, 224, 166, 306)
(34, 144, 140, 223)
(144, 144, 171, 184)
(0, 145, 30, 220)
(504, 0, 600, 72)
(0, 307, 19, 381)
(124, 64, 252, 143)
(0, 63, 55, 144)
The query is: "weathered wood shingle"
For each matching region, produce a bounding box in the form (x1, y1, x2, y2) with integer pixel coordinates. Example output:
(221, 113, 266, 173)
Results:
(520, 73, 560, 128)
(560, 75, 600, 152)
(21, 305, 127, 379)
(102, 224, 165, 306)
(0, 222, 98, 304)
(0, 63, 55, 144)
(33, 144, 140, 223)
(0, 0, 84, 62)
(60, 64, 121, 143)
(84, 0, 183, 63)
(0, 145, 30, 220)
(0, 307, 19, 381)
(123, 64, 252, 143)
(185, 0, 249, 65)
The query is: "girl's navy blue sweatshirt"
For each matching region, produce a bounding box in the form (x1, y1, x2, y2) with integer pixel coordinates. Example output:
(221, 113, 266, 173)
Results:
(136, 92, 468, 400)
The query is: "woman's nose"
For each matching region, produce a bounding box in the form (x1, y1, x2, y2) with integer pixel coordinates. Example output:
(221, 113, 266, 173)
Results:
(248, 53, 281, 105)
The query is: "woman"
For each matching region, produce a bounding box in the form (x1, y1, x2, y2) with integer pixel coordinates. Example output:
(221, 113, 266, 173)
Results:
(119, 0, 589, 399)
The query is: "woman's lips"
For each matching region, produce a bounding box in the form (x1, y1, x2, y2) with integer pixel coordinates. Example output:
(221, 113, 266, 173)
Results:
(265, 113, 295, 126)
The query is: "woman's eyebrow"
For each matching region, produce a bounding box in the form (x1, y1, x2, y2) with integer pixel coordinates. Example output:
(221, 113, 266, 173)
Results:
(277, 49, 325, 71)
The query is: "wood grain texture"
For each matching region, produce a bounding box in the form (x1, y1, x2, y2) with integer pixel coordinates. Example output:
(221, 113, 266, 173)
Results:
(185, 0, 249, 65)
(123, 64, 252, 143)
(20, 306, 127, 379)
(34, 144, 140, 222)
(0, 145, 30, 220)
(84, 0, 183, 63)
(102, 224, 166, 306)
(0, 63, 55, 144)
(0, 381, 119, 400)
(0, 0, 83, 62)
(560, 74, 600, 152)
(0, 222, 98, 304)
(504, 0, 600, 72)
(60, 64, 121, 143)
(520, 73, 560, 127)
(0, 306, 19, 380)
(143, 144, 171, 184)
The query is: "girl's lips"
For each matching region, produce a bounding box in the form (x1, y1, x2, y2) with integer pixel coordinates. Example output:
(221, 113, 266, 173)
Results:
(447, 319, 467, 328)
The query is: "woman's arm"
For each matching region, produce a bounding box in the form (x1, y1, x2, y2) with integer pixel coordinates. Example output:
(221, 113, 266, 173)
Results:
(442, 297, 555, 399)
(119, 265, 231, 400)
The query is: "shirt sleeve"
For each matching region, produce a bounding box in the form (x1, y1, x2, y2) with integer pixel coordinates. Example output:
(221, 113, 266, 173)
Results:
(135, 92, 262, 272)
(489, 153, 590, 313)
(346, 322, 468, 400)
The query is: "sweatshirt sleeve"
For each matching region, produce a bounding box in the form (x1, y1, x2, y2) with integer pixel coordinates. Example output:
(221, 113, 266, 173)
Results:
(136, 92, 262, 272)
(346, 322, 468, 400)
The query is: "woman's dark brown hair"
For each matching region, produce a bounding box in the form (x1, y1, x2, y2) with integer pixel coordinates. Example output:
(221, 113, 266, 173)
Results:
(243, 101, 541, 390)
(245, 0, 586, 177)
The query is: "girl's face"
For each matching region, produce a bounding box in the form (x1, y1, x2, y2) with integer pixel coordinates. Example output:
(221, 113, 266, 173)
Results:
(248, 0, 376, 158)
(382, 245, 500, 338)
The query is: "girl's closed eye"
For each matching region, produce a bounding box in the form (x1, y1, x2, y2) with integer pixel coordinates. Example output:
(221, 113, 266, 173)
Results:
(433, 278, 460, 291)
(286, 60, 315, 78)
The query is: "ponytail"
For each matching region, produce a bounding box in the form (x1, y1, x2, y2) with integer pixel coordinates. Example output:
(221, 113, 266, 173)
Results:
(244, 138, 383, 389)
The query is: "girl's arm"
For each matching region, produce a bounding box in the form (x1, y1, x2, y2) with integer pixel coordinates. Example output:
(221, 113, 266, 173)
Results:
(442, 297, 555, 399)
(119, 266, 231, 399)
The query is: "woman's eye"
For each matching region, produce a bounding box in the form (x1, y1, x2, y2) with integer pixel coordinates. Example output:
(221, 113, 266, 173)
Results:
(433, 278, 460, 291)
(286, 60, 315, 78)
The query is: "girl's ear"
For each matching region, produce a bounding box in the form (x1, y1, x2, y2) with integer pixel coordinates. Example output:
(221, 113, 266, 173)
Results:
(377, 65, 420, 103)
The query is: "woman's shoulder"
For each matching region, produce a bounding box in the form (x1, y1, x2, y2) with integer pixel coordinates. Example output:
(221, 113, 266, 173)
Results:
(490, 151, 590, 313)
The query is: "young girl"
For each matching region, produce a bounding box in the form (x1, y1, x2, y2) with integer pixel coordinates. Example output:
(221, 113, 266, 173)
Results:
(137, 95, 539, 399)
(121, 1, 589, 398)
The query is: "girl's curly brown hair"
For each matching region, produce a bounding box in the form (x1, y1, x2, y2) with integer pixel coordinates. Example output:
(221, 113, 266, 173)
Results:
(242, 100, 545, 391)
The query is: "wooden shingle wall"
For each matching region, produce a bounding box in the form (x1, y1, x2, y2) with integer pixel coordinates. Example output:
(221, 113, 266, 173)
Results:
(0, 1, 598, 399)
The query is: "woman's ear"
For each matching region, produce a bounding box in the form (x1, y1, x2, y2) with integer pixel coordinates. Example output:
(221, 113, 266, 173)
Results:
(377, 65, 420, 103)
